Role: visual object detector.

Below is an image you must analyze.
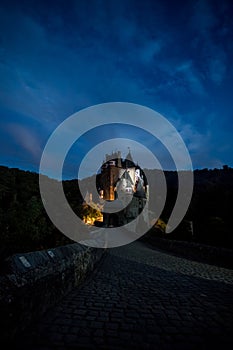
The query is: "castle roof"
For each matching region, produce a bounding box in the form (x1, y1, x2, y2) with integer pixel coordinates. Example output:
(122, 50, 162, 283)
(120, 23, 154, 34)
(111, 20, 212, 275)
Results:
(122, 170, 134, 185)
(125, 149, 135, 168)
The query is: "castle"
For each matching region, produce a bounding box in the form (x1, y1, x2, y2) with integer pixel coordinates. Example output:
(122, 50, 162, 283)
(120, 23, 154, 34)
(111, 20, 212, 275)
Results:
(98, 150, 149, 229)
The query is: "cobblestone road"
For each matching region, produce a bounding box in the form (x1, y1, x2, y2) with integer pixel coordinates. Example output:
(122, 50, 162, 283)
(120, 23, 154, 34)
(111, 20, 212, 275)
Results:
(18, 241, 233, 349)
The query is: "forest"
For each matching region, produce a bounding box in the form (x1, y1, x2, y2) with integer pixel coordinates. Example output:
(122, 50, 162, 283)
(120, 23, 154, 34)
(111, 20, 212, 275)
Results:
(0, 165, 233, 263)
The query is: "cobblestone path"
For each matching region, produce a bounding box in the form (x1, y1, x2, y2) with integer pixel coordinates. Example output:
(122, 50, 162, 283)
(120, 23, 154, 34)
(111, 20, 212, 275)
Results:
(19, 241, 233, 349)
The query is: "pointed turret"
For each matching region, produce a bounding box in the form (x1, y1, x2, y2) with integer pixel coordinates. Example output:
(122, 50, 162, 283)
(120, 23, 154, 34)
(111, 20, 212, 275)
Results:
(125, 148, 135, 168)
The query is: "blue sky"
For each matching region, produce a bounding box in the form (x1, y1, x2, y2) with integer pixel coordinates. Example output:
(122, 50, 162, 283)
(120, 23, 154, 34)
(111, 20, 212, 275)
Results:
(0, 0, 233, 178)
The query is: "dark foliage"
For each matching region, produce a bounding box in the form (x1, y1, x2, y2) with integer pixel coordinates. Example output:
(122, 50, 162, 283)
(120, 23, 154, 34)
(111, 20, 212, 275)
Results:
(1, 165, 233, 262)
(0, 166, 75, 261)
(146, 166, 233, 249)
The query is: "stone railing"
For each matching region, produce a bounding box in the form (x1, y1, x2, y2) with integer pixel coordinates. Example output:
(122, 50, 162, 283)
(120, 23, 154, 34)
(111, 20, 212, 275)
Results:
(0, 243, 105, 343)
(143, 236, 233, 269)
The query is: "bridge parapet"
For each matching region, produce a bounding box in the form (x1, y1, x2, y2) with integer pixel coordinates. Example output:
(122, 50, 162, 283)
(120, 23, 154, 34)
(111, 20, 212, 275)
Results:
(0, 243, 105, 343)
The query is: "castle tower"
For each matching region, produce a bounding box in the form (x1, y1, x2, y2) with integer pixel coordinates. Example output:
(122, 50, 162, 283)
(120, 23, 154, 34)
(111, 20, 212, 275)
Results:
(124, 148, 136, 189)
(125, 148, 134, 168)
(100, 151, 121, 201)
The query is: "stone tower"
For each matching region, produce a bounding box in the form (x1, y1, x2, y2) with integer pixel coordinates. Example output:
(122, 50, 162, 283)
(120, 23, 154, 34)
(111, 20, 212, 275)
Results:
(100, 151, 122, 200)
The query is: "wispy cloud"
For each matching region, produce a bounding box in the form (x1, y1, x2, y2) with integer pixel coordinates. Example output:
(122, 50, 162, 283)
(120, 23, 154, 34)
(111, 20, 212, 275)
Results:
(0, 0, 232, 174)
(5, 123, 42, 160)
(189, 0, 229, 86)
(209, 54, 227, 84)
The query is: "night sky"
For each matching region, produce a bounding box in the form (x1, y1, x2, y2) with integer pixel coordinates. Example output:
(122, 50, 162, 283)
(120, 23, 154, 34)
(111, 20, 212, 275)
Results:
(0, 0, 233, 179)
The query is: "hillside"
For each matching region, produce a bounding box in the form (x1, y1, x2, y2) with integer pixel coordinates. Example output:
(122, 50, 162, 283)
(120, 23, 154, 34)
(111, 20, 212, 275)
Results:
(0, 165, 233, 262)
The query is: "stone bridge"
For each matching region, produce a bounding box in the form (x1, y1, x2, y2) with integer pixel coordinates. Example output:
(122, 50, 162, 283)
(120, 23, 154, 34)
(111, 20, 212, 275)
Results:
(3, 240, 233, 349)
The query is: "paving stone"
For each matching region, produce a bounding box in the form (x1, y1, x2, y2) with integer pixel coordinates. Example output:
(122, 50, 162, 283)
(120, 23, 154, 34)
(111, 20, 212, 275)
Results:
(105, 329, 118, 337)
(91, 321, 104, 329)
(17, 241, 233, 349)
(105, 322, 119, 330)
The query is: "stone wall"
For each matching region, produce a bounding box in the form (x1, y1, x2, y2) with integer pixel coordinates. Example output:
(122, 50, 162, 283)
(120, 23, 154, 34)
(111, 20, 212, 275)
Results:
(0, 243, 105, 343)
(144, 236, 233, 269)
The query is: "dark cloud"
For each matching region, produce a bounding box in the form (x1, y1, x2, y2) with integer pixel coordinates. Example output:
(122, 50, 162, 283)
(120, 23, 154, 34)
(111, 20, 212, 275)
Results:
(0, 0, 233, 176)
